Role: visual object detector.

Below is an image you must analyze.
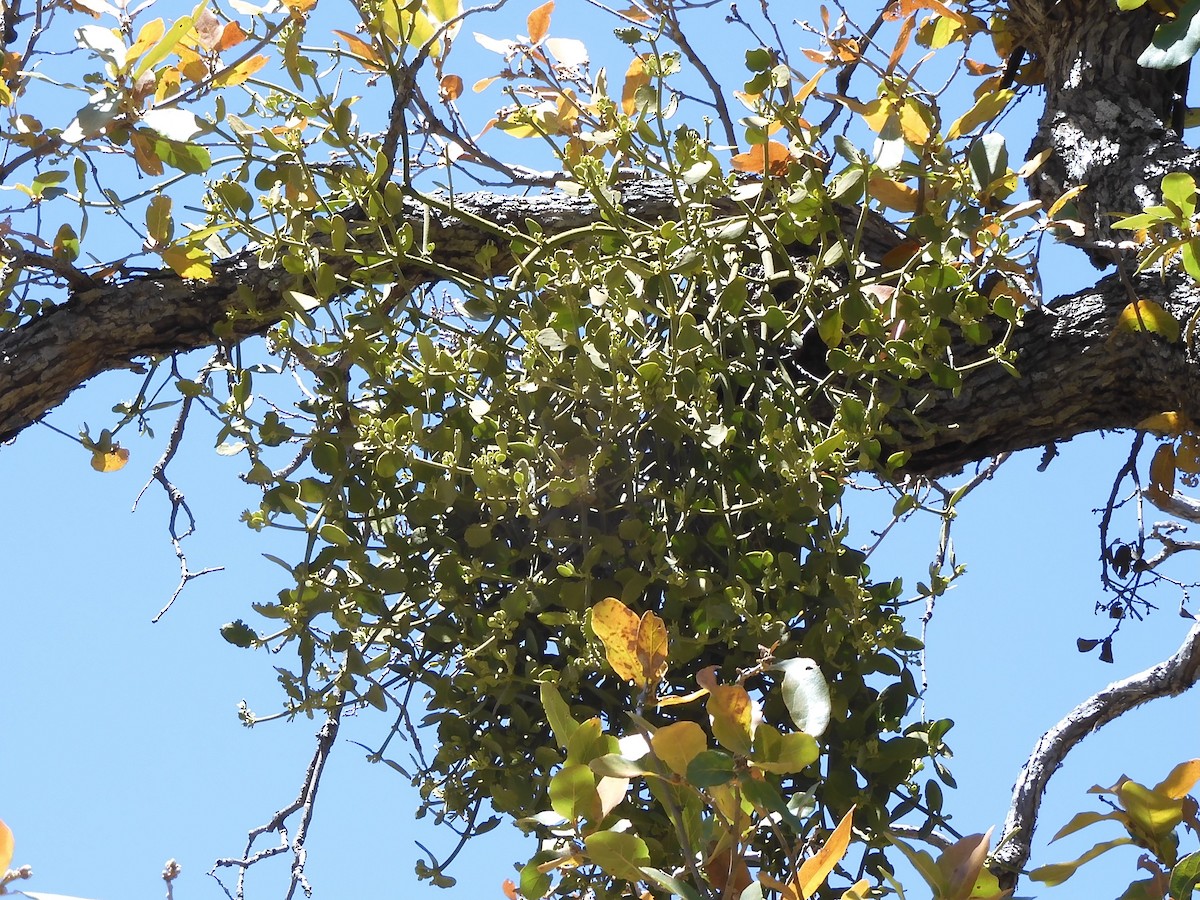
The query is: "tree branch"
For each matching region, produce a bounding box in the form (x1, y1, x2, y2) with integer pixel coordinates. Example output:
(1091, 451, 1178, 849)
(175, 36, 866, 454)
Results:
(992, 618, 1200, 889)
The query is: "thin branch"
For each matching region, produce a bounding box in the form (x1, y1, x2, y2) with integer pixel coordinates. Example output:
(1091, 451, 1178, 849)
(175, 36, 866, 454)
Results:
(133, 382, 224, 622)
(992, 618, 1200, 890)
(210, 702, 344, 900)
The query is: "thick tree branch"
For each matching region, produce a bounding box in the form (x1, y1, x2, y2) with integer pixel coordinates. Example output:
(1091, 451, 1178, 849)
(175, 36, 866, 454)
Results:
(897, 269, 1200, 475)
(5, 174, 1200, 482)
(992, 618, 1200, 889)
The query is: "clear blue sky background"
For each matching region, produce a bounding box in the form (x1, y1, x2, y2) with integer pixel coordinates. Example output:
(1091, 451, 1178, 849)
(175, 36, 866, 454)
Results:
(3, 2, 1199, 899)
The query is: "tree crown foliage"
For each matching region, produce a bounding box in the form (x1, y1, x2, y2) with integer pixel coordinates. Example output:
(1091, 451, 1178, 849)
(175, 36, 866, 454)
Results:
(3, 0, 1200, 898)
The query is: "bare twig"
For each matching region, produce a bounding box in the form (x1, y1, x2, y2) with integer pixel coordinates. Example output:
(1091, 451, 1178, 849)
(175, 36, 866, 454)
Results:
(133, 387, 224, 622)
(992, 618, 1200, 889)
(210, 702, 344, 900)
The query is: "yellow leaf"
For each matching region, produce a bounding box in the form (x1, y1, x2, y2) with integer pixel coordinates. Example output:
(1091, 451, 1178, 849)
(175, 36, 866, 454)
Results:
(635, 610, 668, 685)
(0, 818, 12, 871)
(1150, 443, 1177, 496)
(527, 0, 553, 44)
(1113, 299, 1181, 342)
(91, 446, 130, 472)
(947, 89, 1014, 140)
(706, 683, 754, 755)
(162, 245, 213, 280)
(128, 18, 166, 63)
(730, 140, 791, 176)
(788, 806, 856, 899)
(591, 597, 643, 685)
(280, 0, 317, 13)
(840, 879, 871, 900)
(1047, 183, 1087, 218)
(650, 721, 707, 775)
(869, 175, 920, 212)
(1155, 758, 1200, 799)
(1138, 411, 1192, 435)
(212, 54, 270, 86)
(621, 55, 650, 116)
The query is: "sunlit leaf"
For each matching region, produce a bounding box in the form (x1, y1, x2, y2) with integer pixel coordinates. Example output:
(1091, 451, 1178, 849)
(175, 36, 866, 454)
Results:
(0, 818, 12, 871)
(621, 55, 650, 116)
(162, 245, 213, 280)
(583, 830, 651, 882)
(946, 89, 1014, 140)
(1138, 0, 1200, 69)
(788, 806, 855, 899)
(706, 683, 754, 755)
(591, 597, 643, 684)
(91, 445, 130, 472)
(1155, 758, 1200, 799)
(211, 54, 270, 86)
(650, 721, 707, 775)
(527, 0, 553, 44)
(730, 140, 790, 176)
(1113, 299, 1181, 343)
(1029, 837, 1133, 886)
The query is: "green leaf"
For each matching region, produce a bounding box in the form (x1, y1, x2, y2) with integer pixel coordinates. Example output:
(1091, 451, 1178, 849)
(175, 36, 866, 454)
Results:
(1170, 850, 1200, 899)
(583, 830, 651, 882)
(1029, 837, 1133, 886)
(1139, 0, 1200, 69)
(590, 753, 649, 778)
(540, 683, 581, 748)
(1163, 171, 1198, 217)
(686, 750, 736, 787)
(548, 764, 600, 821)
(641, 867, 705, 900)
(220, 619, 258, 647)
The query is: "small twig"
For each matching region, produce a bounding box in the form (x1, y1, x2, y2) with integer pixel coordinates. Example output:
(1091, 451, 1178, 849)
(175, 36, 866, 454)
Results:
(133, 388, 224, 622)
(211, 702, 344, 900)
(992, 618, 1200, 890)
(888, 823, 956, 852)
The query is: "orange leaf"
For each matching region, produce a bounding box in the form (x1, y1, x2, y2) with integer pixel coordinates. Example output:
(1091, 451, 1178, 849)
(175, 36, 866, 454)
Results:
(730, 140, 791, 176)
(333, 29, 385, 70)
(621, 55, 650, 116)
(705, 844, 753, 895)
(788, 806, 855, 899)
(527, 0, 553, 44)
(440, 74, 464, 100)
(887, 14, 915, 74)
(869, 175, 919, 212)
(591, 597, 643, 684)
(131, 130, 164, 176)
(502, 878, 519, 900)
(217, 21, 247, 51)
(796, 66, 827, 104)
(0, 818, 12, 871)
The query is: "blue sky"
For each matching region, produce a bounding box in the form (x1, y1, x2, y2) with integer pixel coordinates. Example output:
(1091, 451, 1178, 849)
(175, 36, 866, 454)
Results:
(3, 1, 1199, 899)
